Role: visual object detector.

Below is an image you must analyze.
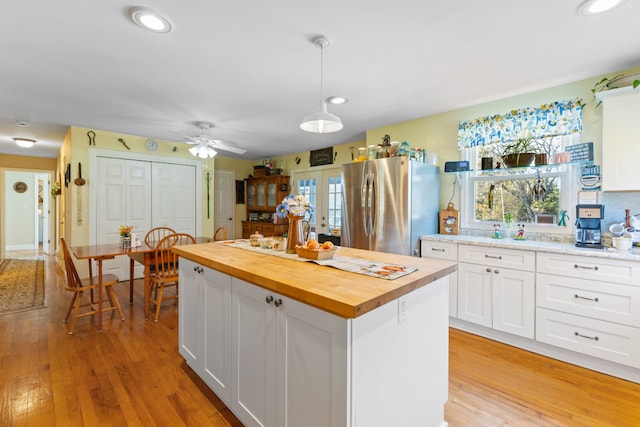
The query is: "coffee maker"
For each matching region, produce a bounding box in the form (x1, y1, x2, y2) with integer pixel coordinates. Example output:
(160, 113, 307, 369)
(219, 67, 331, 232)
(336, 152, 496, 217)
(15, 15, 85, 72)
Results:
(575, 204, 605, 249)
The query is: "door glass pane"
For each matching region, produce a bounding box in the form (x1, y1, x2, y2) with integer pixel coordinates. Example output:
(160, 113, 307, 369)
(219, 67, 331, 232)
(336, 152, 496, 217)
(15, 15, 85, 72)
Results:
(297, 178, 317, 232)
(327, 175, 342, 231)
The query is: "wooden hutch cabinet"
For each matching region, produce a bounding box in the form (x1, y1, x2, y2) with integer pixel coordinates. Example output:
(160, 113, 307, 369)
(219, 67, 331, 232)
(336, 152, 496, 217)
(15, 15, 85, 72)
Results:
(242, 175, 290, 238)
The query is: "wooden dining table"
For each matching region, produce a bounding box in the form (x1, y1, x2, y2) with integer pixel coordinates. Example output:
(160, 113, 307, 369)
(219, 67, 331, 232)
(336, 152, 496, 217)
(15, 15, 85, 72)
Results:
(71, 237, 211, 331)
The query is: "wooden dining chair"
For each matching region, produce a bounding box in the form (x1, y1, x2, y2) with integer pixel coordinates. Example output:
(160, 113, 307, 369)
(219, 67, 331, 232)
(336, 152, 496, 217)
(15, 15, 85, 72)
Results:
(149, 233, 196, 321)
(213, 226, 228, 241)
(144, 226, 176, 248)
(60, 238, 125, 334)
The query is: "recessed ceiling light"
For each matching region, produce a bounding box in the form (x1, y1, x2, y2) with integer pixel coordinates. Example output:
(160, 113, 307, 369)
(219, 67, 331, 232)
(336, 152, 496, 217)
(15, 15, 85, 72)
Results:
(326, 96, 349, 105)
(578, 0, 627, 15)
(129, 6, 172, 33)
(13, 137, 36, 148)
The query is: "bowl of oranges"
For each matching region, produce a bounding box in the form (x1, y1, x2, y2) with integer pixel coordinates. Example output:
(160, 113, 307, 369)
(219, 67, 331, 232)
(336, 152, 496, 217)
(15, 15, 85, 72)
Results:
(295, 239, 337, 260)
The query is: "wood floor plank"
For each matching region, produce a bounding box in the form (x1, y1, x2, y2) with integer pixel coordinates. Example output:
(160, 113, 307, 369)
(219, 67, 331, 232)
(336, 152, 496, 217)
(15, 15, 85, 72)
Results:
(2, 251, 640, 426)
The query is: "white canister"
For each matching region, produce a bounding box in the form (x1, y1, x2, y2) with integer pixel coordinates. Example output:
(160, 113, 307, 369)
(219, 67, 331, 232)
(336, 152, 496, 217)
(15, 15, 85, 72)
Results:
(612, 236, 633, 251)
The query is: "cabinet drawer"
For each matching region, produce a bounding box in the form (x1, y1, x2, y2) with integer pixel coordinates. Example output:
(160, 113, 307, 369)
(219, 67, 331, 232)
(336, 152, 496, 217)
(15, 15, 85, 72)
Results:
(459, 245, 535, 271)
(537, 252, 640, 286)
(421, 241, 457, 261)
(536, 307, 640, 369)
(537, 273, 640, 327)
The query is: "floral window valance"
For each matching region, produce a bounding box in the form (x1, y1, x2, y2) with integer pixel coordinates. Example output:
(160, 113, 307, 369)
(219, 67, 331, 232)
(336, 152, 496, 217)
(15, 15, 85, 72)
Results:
(457, 98, 583, 150)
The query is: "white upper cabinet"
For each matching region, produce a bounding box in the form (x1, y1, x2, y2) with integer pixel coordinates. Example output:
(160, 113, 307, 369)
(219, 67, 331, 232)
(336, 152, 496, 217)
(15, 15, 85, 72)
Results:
(599, 88, 640, 191)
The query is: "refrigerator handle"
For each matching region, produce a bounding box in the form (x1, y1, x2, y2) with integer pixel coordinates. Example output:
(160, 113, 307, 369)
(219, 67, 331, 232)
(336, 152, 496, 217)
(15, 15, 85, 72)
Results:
(369, 176, 376, 236)
(361, 171, 369, 236)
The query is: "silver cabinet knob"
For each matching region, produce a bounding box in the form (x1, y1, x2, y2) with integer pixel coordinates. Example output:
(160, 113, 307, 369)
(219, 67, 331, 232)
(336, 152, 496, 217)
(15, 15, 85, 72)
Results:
(274, 298, 283, 307)
(486, 268, 492, 273)
(265, 295, 274, 304)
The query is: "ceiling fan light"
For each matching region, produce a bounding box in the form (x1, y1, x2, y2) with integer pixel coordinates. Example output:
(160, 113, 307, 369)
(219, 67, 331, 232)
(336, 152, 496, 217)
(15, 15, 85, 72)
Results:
(189, 144, 217, 159)
(13, 137, 36, 148)
(300, 102, 343, 133)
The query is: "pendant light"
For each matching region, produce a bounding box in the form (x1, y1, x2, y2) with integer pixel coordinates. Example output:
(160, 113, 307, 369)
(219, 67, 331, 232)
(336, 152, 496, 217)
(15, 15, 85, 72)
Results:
(300, 36, 343, 133)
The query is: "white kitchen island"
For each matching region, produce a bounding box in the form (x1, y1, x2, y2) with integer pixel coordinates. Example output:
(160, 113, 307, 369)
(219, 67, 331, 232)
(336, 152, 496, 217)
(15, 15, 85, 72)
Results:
(172, 242, 457, 427)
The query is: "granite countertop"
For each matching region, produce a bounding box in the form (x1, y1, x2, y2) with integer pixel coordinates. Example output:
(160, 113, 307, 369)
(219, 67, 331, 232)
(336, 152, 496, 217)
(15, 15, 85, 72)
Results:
(421, 234, 640, 262)
(172, 242, 457, 319)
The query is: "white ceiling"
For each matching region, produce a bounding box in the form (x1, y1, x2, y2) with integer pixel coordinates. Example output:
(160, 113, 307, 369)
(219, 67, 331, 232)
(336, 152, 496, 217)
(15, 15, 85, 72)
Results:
(1, 0, 640, 160)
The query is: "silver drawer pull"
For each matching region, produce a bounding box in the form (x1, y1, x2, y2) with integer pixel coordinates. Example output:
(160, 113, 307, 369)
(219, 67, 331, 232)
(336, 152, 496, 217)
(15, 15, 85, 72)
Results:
(431, 248, 445, 252)
(574, 294, 599, 302)
(485, 254, 502, 260)
(575, 331, 599, 341)
(574, 264, 599, 271)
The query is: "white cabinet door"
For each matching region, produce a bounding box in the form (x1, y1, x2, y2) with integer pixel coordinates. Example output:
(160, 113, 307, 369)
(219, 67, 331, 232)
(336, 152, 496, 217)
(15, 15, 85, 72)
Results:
(151, 162, 197, 236)
(492, 268, 535, 338)
(179, 259, 201, 367)
(202, 265, 232, 403)
(95, 157, 151, 279)
(232, 278, 348, 427)
(601, 89, 640, 191)
(232, 279, 277, 427)
(275, 292, 348, 427)
(458, 262, 492, 328)
(458, 262, 535, 338)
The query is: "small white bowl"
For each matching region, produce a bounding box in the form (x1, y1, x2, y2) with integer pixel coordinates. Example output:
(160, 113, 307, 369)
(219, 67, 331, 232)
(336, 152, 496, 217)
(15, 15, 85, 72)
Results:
(609, 223, 625, 237)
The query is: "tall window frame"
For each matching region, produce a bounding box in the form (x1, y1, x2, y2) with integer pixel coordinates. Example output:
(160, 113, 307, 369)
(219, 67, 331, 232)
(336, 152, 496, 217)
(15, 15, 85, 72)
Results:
(460, 134, 579, 234)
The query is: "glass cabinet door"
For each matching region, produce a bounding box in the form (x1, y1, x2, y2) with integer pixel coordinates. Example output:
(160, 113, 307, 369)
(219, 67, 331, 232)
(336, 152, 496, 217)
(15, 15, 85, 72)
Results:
(247, 184, 256, 208)
(257, 182, 266, 207)
(267, 182, 277, 207)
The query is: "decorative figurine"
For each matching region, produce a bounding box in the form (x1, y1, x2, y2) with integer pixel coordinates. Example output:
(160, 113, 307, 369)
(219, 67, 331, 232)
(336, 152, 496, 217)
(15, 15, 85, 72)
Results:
(558, 210, 569, 227)
(514, 223, 526, 240)
(493, 223, 502, 239)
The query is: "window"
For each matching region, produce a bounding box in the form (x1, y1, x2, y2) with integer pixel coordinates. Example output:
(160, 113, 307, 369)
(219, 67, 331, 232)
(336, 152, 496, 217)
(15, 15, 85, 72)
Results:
(461, 134, 579, 233)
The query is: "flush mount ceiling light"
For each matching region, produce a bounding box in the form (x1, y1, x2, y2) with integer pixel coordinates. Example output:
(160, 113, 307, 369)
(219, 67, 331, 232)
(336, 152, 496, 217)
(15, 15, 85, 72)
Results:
(326, 95, 349, 105)
(300, 36, 343, 134)
(188, 143, 217, 159)
(578, 0, 627, 15)
(129, 6, 172, 33)
(13, 137, 36, 148)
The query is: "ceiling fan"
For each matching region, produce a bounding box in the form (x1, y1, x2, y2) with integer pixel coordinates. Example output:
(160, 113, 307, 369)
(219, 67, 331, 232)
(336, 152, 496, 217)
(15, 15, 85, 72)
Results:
(178, 122, 247, 158)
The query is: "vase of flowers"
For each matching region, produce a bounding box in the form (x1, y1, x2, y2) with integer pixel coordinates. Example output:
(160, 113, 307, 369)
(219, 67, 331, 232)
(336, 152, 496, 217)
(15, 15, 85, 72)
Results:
(119, 225, 134, 248)
(275, 195, 313, 253)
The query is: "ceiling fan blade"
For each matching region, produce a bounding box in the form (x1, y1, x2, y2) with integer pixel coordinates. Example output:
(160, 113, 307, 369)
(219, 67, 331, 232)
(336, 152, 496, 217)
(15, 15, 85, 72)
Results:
(208, 141, 247, 154)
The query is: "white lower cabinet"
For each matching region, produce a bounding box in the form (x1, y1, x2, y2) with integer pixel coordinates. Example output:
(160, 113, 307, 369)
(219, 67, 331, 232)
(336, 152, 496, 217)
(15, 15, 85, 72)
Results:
(179, 259, 232, 403)
(421, 240, 458, 317)
(231, 278, 347, 427)
(457, 245, 535, 339)
(180, 259, 450, 427)
(536, 252, 640, 369)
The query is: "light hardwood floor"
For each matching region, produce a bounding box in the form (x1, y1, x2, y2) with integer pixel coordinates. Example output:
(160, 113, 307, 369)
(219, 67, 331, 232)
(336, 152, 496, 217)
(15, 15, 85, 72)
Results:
(1, 253, 639, 426)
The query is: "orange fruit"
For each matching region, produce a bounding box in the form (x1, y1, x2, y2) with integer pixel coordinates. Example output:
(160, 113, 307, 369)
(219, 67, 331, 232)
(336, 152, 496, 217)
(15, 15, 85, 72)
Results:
(322, 241, 334, 250)
(306, 239, 319, 249)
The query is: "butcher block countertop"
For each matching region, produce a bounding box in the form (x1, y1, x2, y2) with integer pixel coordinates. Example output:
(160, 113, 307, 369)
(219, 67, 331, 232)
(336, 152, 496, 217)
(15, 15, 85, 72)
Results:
(172, 242, 457, 319)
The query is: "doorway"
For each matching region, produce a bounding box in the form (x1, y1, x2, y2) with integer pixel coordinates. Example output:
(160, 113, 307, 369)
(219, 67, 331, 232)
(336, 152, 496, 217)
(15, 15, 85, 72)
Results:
(1, 169, 53, 259)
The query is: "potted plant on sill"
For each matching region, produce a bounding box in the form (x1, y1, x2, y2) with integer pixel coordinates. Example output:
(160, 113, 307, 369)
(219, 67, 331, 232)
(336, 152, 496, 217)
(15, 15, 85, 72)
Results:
(500, 132, 538, 168)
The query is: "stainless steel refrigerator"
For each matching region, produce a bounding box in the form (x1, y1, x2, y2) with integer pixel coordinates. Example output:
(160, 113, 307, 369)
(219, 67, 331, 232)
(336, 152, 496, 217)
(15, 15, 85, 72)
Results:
(341, 156, 440, 256)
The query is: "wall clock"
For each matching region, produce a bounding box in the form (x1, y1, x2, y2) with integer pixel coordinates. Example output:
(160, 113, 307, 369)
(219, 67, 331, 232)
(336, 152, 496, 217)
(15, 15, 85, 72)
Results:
(145, 139, 159, 152)
(13, 181, 27, 193)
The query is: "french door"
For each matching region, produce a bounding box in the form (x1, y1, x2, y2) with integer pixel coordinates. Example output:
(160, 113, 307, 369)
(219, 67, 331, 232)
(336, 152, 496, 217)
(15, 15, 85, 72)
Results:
(292, 167, 342, 238)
